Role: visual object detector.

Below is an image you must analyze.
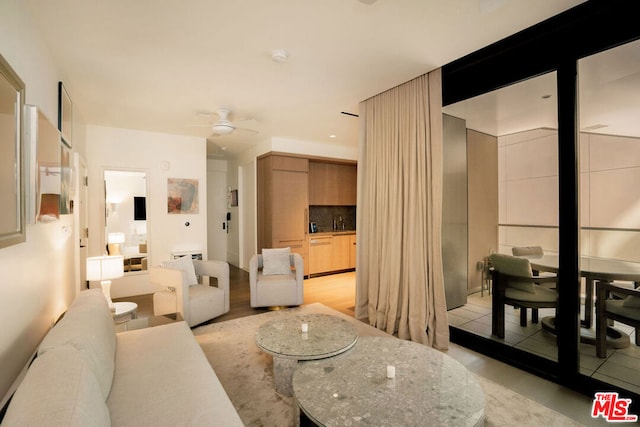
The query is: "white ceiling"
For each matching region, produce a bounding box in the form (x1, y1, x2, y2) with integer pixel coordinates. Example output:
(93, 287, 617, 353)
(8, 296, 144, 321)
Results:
(24, 0, 586, 157)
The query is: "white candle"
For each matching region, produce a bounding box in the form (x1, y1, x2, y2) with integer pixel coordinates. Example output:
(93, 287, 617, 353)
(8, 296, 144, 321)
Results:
(301, 323, 308, 333)
(386, 365, 395, 379)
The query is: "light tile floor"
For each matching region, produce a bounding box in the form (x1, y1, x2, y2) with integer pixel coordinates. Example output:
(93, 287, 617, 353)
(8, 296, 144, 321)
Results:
(448, 292, 640, 396)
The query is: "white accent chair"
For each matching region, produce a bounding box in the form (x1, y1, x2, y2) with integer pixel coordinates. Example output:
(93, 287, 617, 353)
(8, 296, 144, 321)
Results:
(150, 259, 230, 327)
(249, 253, 304, 308)
(489, 253, 558, 338)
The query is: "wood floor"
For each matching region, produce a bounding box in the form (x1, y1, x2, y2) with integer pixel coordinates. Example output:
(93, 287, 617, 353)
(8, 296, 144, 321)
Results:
(114, 265, 357, 326)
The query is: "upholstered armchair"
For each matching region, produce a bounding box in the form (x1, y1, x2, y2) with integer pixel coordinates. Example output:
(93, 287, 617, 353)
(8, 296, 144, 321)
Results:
(150, 257, 230, 327)
(489, 253, 558, 338)
(596, 281, 640, 358)
(249, 249, 304, 309)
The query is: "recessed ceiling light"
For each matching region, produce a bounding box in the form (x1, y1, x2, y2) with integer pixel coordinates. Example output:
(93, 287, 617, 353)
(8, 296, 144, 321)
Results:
(329, 134, 337, 139)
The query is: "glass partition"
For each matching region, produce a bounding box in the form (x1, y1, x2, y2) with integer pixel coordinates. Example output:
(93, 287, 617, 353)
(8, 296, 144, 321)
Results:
(577, 39, 640, 395)
(443, 71, 560, 363)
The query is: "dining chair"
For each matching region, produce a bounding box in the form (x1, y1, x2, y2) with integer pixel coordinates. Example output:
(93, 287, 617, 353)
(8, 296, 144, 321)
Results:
(596, 281, 640, 358)
(489, 253, 558, 338)
(511, 246, 556, 286)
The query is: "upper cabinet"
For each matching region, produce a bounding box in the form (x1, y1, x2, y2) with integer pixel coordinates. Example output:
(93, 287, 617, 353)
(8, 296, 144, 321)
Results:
(309, 161, 357, 206)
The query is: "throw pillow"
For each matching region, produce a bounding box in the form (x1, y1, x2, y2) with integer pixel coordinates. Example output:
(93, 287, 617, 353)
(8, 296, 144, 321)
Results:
(262, 247, 292, 275)
(161, 256, 198, 285)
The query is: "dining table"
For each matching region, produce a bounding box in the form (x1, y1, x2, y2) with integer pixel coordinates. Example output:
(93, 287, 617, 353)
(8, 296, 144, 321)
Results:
(524, 254, 640, 329)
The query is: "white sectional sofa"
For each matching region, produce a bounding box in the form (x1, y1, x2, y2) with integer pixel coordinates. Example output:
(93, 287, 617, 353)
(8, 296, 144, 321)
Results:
(1, 289, 243, 427)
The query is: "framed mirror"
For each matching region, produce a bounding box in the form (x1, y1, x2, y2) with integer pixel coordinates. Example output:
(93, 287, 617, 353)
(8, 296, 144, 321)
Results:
(104, 169, 149, 274)
(0, 54, 25, 249)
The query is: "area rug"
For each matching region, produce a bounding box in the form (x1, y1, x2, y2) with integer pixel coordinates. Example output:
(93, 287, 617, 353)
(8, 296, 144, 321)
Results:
(193, 303, 584, 427)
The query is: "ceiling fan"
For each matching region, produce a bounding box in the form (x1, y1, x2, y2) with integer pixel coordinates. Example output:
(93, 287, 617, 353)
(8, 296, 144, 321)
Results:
(192, 108, 258, 137)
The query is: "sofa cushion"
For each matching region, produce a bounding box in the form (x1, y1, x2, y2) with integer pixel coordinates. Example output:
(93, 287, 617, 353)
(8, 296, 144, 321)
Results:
(2, 345, 110, 427)
(107, 321, 243, 426)
(162, 255, 198, 285)
(262, 247, 291, 275)
(38, 289, 116, 399)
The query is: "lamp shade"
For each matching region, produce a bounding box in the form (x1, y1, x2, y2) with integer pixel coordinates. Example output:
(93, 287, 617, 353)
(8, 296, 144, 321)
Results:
(86, 256, 124, 281)
(107, 232, 125, 244)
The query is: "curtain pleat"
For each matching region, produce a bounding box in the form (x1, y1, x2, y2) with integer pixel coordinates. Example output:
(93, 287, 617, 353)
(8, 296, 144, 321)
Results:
(355, 69, 449, 349)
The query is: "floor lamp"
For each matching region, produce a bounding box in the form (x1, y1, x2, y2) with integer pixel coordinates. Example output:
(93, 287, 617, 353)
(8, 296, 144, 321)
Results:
(87, 255, 124, 311)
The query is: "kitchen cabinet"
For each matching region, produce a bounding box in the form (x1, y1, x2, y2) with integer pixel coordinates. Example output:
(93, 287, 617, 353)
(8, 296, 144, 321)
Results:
(332, 235, 351, 271)
(309, 236, 333, 275)
(309, 161, 357, 206)
(308, 232, 356, 275)
(349, 234, 357, 269)
(257, 154, 309, 275)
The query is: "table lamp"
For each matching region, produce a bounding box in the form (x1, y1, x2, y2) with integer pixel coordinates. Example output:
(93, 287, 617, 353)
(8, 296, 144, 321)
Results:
(86, 255, 124, 311)
(107, 232, 125, 255)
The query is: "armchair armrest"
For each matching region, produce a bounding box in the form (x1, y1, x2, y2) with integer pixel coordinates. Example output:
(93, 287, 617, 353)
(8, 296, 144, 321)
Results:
(149, 266, 190, 321)
(292, 253, 304, 284)
(193, 260, 230, 313)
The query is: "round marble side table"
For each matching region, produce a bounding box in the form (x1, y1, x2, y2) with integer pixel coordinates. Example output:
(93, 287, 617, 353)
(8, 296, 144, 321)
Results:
(293, 336, 485, 426)
(112, 302, 138, 324)
(255, 313, 357, 396)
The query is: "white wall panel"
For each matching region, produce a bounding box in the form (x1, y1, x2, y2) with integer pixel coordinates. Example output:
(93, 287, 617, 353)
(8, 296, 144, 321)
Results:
(590, 167, 640, 229)
(505, 134, 558, 181)
(590, 133, 640, 171)
(506, 176, 558, 225)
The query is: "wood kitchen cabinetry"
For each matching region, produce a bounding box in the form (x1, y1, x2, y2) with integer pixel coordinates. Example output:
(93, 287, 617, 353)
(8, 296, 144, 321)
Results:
(349, 234, 357, 269)
(332, 235, 351, 271)
(309, 236, 333, 275)
(257, 154, 309, 276)
(309, 161, 357, 206)
(309, 233, 356, 275)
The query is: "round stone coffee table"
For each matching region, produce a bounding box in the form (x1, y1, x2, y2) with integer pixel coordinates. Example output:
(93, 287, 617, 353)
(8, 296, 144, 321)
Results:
(293, 336, 485, 426)
(255, 313, 357, 396)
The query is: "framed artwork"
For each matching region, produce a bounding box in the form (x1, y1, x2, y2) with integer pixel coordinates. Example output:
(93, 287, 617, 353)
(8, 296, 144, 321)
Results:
(58, 81, 72, 148)
(167, 178, 199, 214)
(0, 53, 26, 248)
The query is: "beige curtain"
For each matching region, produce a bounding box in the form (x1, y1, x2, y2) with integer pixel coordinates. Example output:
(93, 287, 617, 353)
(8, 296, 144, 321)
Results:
(355, 69, 449, 349)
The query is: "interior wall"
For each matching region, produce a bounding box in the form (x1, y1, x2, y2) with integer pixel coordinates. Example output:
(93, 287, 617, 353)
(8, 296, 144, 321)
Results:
(86, 125, 208, 298)
(0, 0, 83, 406)
(467, 129, 498, 293)
(239, 160, 256, 270)
(207, 158, 228, 262)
